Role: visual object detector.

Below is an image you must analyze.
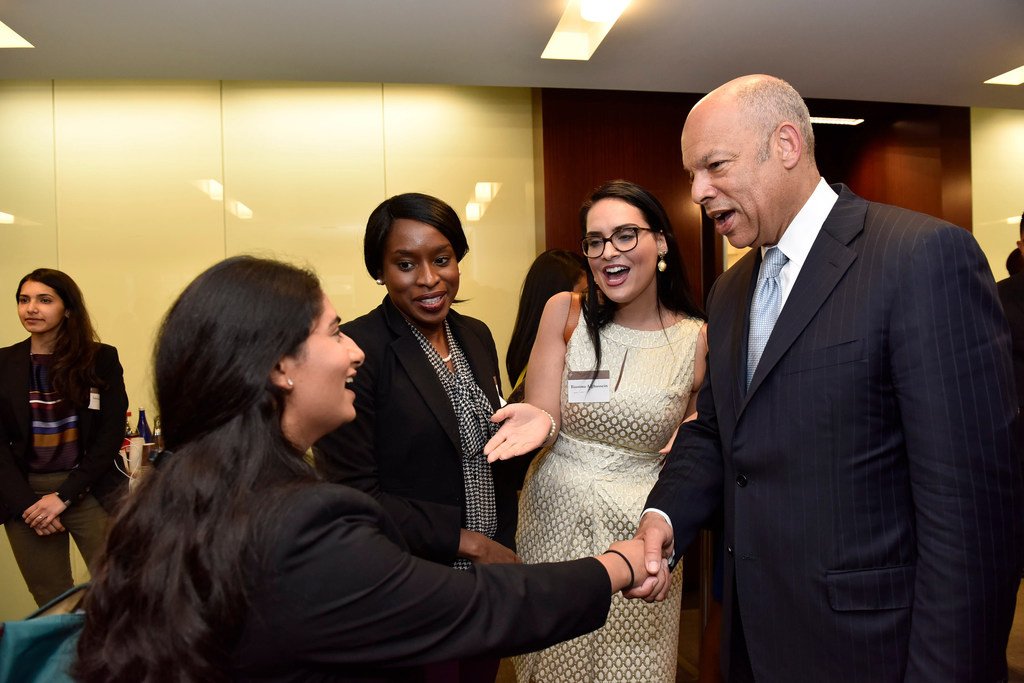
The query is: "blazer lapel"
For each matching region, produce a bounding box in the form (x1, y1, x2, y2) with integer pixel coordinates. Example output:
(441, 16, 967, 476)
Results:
(448, 311, 500, 410)
(382, 300, 462, 453)
(741, 185, 865, 407)
(716, 251, 760, 421)
(2, 339, 33, 445)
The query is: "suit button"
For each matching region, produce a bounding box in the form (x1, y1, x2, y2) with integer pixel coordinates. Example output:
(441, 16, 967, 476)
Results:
(727, 546, 734, 556)
(736, 474, 748, 487)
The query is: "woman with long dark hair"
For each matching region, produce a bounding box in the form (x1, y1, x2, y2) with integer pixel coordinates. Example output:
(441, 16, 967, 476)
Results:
(486, 180, 708, 682)
(75, 255, 651, 682)
(502, 250, 587, 491)
(0, 268, 128, 606)
(506, 249, 587, 405)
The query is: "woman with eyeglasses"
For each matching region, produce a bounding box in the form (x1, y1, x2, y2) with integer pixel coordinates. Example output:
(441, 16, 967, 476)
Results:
(485, 180, 708, 682)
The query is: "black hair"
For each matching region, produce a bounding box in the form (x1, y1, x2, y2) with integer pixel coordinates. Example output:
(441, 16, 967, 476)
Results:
(16, 268, 101, 405)
(578, 180, 704, 374)
(506, 249, 587, 386)
(75, 256, 323, 682)
(1007, 249, 1023, 277)
(363, 193, 469, 279)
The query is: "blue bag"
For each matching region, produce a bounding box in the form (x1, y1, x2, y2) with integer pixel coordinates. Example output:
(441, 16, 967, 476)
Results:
(0, 584, 87, 683)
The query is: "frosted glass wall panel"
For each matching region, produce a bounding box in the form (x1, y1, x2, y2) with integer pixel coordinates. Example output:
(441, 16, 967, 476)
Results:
(0, 82, 58, 347)
(971, 108, 1024, 280)
(0, 80, 543, 617)
(221, 82, 386, 316)
(53, 81, 225, 409)
(383, 85, 537, 388)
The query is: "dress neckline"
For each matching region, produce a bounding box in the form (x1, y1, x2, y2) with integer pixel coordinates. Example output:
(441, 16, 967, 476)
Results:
(599, 317, 701, 348)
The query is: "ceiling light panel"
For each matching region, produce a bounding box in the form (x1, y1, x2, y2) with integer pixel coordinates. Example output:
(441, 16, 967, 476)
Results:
(0, 20, 33, 48)
(985, 65, 1024, 86)
(809, 116, 864, 126)
(542, 0, 630, 61)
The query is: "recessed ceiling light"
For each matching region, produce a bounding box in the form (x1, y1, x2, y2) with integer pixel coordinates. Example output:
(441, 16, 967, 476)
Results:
(985, 65, 1024, 86)
(0, 20, 33, 48)
(580, 0, 630, 23)
(474, 182, 501, 203)
(542, 0, 629, 61)
(229, 201, 253, 219)
(196, 178, 224, 201)
(809, 117, 864, 126)
(466, 202, 484, 222)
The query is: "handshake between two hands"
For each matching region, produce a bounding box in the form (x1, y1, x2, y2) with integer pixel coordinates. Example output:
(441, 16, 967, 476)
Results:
(601, 512, 675, 602)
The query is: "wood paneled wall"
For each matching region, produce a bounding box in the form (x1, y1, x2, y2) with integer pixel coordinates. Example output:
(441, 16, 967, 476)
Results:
(808, 100, 972, 231)
(540, 88, 972, 302)
(540, 89, 710, 299)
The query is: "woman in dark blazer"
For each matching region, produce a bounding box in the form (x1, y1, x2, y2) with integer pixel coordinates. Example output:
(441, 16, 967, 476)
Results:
(315, 193, 518, 568)
(0, 268, 128, 605)
(74, 256, 648, 683)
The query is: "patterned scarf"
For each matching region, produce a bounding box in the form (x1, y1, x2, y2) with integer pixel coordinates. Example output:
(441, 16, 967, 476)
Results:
(407, 319, 498, 570)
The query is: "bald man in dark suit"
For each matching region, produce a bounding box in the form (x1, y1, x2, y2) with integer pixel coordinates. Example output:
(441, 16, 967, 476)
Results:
(631, 75, 1023, 682)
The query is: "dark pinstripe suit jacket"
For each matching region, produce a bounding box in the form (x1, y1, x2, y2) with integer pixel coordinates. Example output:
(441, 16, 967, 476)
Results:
(647, 185, 1023, 682)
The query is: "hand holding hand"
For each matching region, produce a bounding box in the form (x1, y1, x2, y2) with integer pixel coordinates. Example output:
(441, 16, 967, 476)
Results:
(598, 538, 652, 593)
(33, 516, 65, 536)
(622, 512, 674, 602)
(24, 493, 68, 531)
(484, 403, 555, 463)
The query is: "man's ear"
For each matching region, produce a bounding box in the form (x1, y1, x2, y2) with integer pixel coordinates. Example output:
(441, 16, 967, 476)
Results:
(776, 122, 804, 170)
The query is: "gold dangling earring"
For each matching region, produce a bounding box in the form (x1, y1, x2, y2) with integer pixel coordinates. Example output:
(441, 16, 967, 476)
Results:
(657, 252, 667, 273)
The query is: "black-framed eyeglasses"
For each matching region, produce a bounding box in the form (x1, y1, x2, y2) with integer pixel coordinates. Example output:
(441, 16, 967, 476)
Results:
(581, 225, 655, 258)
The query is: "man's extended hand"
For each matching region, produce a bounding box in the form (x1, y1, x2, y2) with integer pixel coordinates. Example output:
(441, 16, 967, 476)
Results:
(623, 512, 674, 602)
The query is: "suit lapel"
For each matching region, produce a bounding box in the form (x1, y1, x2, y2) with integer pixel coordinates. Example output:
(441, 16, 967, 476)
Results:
(2, 339, 33, 444)
(448, 311, 500, 410)
(382, 300, 462, 453)
(741, 185, 865, 409)
(719, 251, 759, 420)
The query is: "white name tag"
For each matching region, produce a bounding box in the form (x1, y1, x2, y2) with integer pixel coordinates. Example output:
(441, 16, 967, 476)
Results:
(567, 370, 610, 403)
(88, 389, 101, 410)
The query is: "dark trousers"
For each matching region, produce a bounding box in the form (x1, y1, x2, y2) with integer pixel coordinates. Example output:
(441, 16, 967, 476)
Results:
(5, 471, 109, 606)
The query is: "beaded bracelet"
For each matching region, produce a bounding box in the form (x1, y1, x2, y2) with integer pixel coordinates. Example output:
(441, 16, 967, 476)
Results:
(539, 407, 557, 441)
(603, 549, 635, 588)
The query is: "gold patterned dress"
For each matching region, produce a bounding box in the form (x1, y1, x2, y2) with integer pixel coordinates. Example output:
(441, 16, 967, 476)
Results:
(514, 317, 702, 683)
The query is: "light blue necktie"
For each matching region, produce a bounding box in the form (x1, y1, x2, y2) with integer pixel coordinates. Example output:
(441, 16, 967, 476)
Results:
(747, 246, 789, 389)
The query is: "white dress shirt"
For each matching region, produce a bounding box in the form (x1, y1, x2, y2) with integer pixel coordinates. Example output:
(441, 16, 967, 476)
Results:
(766, 177, 838, 309)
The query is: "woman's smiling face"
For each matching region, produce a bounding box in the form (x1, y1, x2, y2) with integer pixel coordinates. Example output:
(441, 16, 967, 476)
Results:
(381, 218, 461, 335)
(584, 198, 665, 309)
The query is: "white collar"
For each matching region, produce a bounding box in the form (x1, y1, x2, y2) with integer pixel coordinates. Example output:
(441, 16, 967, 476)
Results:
(764, 177, 838, 268)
